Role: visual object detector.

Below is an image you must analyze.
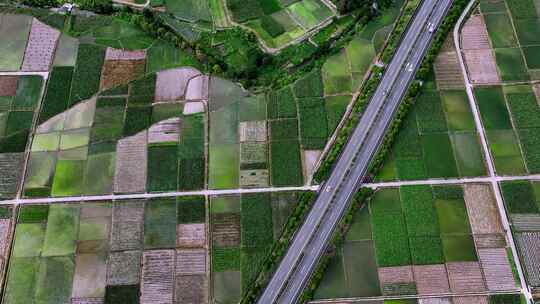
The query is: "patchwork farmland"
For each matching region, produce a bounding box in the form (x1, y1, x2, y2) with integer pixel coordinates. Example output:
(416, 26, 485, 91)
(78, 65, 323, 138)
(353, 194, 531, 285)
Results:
(314, 184, 519, 301)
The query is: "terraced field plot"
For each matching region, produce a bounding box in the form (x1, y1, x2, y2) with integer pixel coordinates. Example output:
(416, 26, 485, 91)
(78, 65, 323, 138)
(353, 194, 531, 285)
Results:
(227, 0, 335, 49)
(210, 191, 301, 303)
(3, 197, 209, 304)
(314, 184, 518, 300)
(474, 84, 540, 175)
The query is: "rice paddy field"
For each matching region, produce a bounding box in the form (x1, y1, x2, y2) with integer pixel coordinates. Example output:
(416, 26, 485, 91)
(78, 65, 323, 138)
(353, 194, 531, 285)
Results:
(376, 69, 487, 181)
(474, 84, 540, 175)
(314, 184, 519, 301)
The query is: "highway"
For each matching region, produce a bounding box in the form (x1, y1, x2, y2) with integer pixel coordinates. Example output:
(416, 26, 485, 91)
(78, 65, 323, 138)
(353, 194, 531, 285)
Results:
(257, 0, 454, 303)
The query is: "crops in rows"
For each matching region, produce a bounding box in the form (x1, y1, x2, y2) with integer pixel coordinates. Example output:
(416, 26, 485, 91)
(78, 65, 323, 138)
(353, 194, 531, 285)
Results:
(475, 85, 540, 174)
(377, 83, 486, 181)
(3, 196, 208, 303)
(210, 192, 299, 302)
(314, 184, 517, 300)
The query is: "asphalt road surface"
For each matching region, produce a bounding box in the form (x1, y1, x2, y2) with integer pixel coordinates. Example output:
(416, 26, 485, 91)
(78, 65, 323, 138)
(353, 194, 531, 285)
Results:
(257, 0, 454, 303)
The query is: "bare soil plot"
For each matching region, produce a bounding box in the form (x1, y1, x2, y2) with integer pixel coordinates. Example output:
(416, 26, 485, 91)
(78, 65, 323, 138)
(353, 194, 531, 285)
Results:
(434, 35, 465, 91)
(0, 219, 12, 256)
(478, 248, 516, 291)
(100, 59, 146, 91)
(186, 75, 209, 101)
(474, 233, 507, 248)
(106, 250, 141, 285)
(176, 248, 206, 274)
(175, 274, 207, 304)
(419, 298, 452, 304)
(239, 121, 267, 142)
(446, 261, 486, 292)
(461, 15, 491, 50)
(302, 150, 321, 183)
(240, 169, 269, 188)
(105, 48, 146, 61)
(141, 250, 175, 304)
(71, 298, 104, 304)
(176, 223, 206, 248)
(110, 200, 144, 251)
(183, 101, 205, 114)
(0, 76, 19, 96)
(211, 213, 240, 247)
(378, 266, 416, 296)
(510, 214, 540, 231)
(463, 184, 503, 234)
(452, 296, 488, 304)
(71, 253, 107, 299)
(515, 232, 540, 286)
(0, 153, 24, 199)
(21, 19, 60, 72)
(464, 49, 501, 84)
(155, 68, 201, 102)
(114, 131, 147, 194)
(148, 117, 181, 143)
(413, 264, 450, 294)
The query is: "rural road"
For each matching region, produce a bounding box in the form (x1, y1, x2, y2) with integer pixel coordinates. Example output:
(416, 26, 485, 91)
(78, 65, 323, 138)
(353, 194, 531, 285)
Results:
(257, 0, 454, 303)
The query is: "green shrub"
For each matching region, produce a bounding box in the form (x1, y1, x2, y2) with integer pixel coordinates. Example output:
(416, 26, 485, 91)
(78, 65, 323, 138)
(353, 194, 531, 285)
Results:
(69, 44, 106, 105)
(400, 185, 440, 236)
(39, 67, 73, 124)
(123, 106, 152, 136)
(177, 196, 205, 223)
(241, 193, 273, 248)
(517, 128, 540, 174)
(501, 181, 538, 214)
(270, 119, 298, 140)
(213, 247, 241, 271)
(293, 70, 324, 98)
(267, 86, 297, 119)
(260, 15, 285, 38)
(270, 140, 303, 186)
(18, 205, 49, 223)
(409, 236, 444, 265)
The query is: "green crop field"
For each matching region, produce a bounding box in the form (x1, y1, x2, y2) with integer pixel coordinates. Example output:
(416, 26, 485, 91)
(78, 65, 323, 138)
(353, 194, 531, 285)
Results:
(484, 13, 518, 48)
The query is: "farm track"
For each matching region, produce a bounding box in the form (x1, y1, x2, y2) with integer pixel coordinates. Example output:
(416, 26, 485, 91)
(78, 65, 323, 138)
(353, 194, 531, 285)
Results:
(453, 0, 532, 301)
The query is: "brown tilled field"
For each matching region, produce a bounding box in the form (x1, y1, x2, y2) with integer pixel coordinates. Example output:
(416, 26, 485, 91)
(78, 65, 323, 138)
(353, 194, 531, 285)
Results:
(461, 15, 491, 50)
(176, 249, 206, 275)
(176, 223, 206, 248)
(413, 264, 450, 294)
(378, 266, 416, 295)
(211, 213, 241, 247)
(434, 36, 465, 90)
(175, 274, 208, 304)
(474, 233, 507, 249)
(100, 59, 146, 91)
(0, 76, 18, 96)
(141, 250, 175, 304)
(478, 248, 516, 291)
(463, 184, 503, 234)
(446, 261, 486, 292)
